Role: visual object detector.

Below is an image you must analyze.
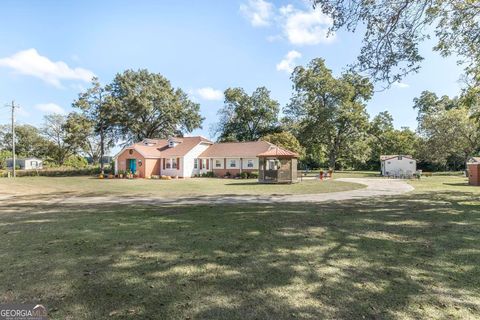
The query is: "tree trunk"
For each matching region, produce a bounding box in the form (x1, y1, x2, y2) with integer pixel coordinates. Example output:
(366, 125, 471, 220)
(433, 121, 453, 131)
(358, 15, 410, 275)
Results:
(328, 151, 336, 170)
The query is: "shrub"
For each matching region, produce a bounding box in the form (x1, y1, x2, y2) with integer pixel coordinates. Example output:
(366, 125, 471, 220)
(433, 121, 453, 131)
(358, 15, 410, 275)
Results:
(248, 171, 259, 179)
(64, 155, 88, 168)
(0, 167, 102, 178)
(240, 172, 248, 179)
(225, 171, 231, 177)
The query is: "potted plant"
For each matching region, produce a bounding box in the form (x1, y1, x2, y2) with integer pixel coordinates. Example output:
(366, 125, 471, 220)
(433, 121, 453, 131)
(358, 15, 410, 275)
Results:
(328, 169, 333, 178)
(118, 170, 124, 179)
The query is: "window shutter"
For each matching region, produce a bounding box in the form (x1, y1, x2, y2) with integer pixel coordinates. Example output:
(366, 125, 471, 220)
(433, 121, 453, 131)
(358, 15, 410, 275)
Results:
(177, 158, 180, 170)
(206, 159, 209, 170)
(163, 158, 165, 170)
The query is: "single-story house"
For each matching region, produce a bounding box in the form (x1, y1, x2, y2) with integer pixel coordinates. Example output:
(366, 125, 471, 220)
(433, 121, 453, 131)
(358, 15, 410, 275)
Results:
(7, 157, 43, 170)
(114, 136, 298, 182)
(380, 155, 416, 177)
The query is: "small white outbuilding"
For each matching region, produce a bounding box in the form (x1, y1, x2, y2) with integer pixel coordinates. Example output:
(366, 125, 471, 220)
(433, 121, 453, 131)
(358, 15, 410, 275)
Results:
(380, 155, 416, 177)
(7, 157, 43, 170)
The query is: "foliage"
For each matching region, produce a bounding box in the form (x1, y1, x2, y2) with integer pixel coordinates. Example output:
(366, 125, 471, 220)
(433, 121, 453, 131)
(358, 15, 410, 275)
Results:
(0, 150, 12, 169)
(365, 111, 418, 169)
(0, 124, 52, 158)
(285, 58, 373, 169)
(71, 77, 116, 171)
(108, 69, 203, 142)
(63, 155, 88, 169)
(42, 114, 74, 165)
(417, 106, 480, 166)
(262, 131, 305, 158)
(216, 87, 280, 142)
(311, 0, 480, 86)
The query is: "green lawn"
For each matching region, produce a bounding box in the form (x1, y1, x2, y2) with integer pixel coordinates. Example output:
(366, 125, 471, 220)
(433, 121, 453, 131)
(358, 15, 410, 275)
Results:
(0, 176, 479, 319)
(0, 176, 364, 198)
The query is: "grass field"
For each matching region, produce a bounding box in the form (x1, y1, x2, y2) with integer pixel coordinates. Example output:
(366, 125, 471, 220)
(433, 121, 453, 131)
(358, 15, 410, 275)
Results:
(0, 175, 479, 319)
(0, 176, 364, 198)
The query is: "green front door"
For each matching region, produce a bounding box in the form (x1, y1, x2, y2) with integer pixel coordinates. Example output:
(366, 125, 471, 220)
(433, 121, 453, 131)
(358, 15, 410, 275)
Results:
(128, 159, 137, 173)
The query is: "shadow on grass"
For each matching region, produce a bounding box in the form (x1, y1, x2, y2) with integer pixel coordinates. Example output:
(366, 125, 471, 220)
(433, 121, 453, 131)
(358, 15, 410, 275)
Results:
(0, 191, 479, 319)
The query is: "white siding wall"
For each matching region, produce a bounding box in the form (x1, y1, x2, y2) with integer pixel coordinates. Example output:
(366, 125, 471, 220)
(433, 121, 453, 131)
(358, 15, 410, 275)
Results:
(382, 157, 416, 175)
(162, 158, 181, 177)
(183, 142, 212, 177)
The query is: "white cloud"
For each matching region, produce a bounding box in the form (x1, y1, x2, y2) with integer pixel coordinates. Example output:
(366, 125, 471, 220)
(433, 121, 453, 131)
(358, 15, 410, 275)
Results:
(276, 50, 302, 73)
(0, 48, 95, 87)
(35, 103, 66, 114)
(393, 81, 409, 89)
(240, 0, 275, 27)
(196, 87, 224, 101)
(280, 5, 335, 45)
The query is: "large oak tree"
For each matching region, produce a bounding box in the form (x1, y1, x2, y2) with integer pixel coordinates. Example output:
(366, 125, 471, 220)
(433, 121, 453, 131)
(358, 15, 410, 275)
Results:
(285, 58, 373, 169)
(109, 69, 203, 142)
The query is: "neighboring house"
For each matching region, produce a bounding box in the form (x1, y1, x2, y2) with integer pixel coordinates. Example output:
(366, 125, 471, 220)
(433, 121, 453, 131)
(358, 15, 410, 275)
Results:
(114, 137, 297, 179)
(6, 157, 43, 170)
(380, 155, 416, 176)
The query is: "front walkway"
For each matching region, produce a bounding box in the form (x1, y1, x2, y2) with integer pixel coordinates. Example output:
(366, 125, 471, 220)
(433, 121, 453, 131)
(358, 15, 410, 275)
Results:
(46, 178, 414, 205)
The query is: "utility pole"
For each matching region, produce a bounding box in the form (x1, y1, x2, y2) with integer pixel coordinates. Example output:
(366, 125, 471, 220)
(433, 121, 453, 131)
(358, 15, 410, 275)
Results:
(11, 101, 16, 178)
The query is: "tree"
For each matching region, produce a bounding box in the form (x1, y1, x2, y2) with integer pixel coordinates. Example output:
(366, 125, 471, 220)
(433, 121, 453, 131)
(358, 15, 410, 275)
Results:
(64, 113, 102, 164)
(366, 112, 418, 169)
(216, 87, 280, 142)
(72, 77, 116, 173)
(413, 91, 458, 121)
(109, 69, 203, 142)
(417, 106, 479, 167)
(285, 58, 373, 169)
(262, 131, 305, 158)
(311, 0, 480, 86)
(0, 124, 51, 158)
(42, 114, 73, 165)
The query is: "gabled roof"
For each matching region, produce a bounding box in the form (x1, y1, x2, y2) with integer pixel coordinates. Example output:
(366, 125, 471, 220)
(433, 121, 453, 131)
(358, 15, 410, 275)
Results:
(257, 146, 298, 158)
(115, 136, 213, 159)
(199, 140, 273, 158)
(380, 155, 414, 161)
(467, 157, 480, 163)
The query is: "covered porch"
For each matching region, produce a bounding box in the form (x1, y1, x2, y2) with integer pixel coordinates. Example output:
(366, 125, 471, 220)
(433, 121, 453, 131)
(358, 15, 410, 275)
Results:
(257, 147, 299, 184)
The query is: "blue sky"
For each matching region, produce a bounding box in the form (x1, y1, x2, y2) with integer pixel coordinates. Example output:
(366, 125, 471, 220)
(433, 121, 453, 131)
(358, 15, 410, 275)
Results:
(0, 0, 464, 152)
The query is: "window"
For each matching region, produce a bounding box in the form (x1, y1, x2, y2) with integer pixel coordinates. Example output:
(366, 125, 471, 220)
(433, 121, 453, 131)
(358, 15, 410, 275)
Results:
(247, 160, 254, 168)
(409, 161, 413, 164)
(229, 159, 236, 168)
(194, 158, 198, 169)
(166, 159, 171, 169)
(398, 156, 403, 160)
(215, 160, 222, 168)
(387, 161, 391, 164)
(172, 158, 177, 169)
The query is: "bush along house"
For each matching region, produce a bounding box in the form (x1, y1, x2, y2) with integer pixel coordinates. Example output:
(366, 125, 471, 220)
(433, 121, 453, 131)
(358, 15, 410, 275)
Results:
(114, 137, 298, 183)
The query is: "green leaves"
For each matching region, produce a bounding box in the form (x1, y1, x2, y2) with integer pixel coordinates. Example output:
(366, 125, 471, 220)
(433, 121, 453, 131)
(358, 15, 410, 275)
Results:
(285, 58, 373, 169)
(216, 86, 280, 142)
(109, 69, 203, 142)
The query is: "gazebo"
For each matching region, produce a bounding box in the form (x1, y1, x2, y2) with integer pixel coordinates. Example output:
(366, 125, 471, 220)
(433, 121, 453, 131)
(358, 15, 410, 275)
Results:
(257, 147, 299, 184)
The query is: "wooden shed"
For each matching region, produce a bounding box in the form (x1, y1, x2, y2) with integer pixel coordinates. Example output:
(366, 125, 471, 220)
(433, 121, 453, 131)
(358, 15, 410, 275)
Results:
(467, 160, 480, 186)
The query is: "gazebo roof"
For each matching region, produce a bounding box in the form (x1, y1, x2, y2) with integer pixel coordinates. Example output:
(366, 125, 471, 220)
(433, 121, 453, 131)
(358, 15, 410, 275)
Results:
(257, 147, 298, 158)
